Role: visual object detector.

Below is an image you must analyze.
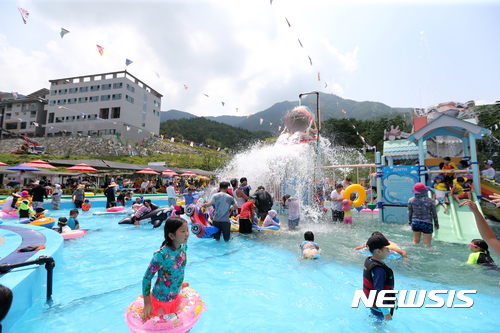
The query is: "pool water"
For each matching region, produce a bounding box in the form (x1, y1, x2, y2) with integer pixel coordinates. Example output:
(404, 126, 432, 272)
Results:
(7, 203, 500, 333)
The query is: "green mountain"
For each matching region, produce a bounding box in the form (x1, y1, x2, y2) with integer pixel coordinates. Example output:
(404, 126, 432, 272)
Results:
(236, 93, 412, 131)
(159, 117, 271, 149)
(205, 115, 247, 126)
(160, 110, 197, 123)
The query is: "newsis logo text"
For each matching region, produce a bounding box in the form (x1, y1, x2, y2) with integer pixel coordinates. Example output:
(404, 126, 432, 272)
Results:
(352, 290, 476, 309)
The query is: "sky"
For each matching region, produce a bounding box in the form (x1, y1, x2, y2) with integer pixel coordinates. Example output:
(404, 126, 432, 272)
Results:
(1, 0, 499, 117)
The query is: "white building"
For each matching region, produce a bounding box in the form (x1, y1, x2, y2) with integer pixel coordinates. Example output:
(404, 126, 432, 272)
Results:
(46, 71, 162, 141)
(0, 89, 49, 139)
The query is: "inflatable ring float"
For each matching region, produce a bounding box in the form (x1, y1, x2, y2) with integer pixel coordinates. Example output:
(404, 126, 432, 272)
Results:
(125, 286, 206, 333)
(26, 217, 55, 229)
(62, 229, 86, 240)
(343, 184, 366, 208)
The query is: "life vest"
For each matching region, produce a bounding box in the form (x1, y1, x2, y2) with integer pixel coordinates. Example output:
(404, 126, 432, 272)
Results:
(82, 202, 91, 211)
(443, 163, 456, 176)
(362, 257, 396, 312)
(453, 182, 472, 195)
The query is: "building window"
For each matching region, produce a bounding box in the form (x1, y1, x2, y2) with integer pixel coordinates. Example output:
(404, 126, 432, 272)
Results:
(126, 95, 134, 103)
(78, 97, 88, 103)
(51, 90, 57, 96)
(142, 94, 147, 123)
(30, 111, 36, 118)
(91, 85, 100, 92)
(30, 103, 37, 109)
(87, 114, 97, 121)
(66, 116, 75, 122)
(58, 89, 67, 95)
(69, 88, 78, 94)
(102, 84, 111, 90)
(29, 121, 35, 128)
(22, 104, 29, 110)
(90, 96, 99, 102)
(99, 108, 109, 119)
(6, 122, 18, 130)
(109, 129, 116, 135)
(20, 122, 27, 129)
(154, 101, 160, 107)
(6, 104, 12, 110)
(5, 113, 11, 119)
(55, 117, 64, 123)
(48, 113, 54, 123)
(68, 98, 77, 104)
(98, 130, 108, 136)
(113, 82, 122, 89)
(101, 95, 111, 101)
(50, 100, 56, 106)
(112, 94, 121, 100)
(126, 84, 135, 93)
(88, 130, 97, 136)
(75, 115, 84, 121)
(57, 99, 66, 105)
(111, 107, 120, 119)
(79, 86, 89, 93)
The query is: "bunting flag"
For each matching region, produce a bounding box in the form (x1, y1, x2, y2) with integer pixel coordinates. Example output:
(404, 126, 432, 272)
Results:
(49, 127, 53, 130)
(270, 123, 272, 126)
(184, 85, 189, 90)
(204, 94, 209, 97)
(217, 147, 221, 151)
(77, 133, 81, 136)
(298, 39, 303, 48)
(60, 28, 70, 39)
(221, 101, 225, 106)
(80, 112, 85, 117)
(126, 126, 130, 131)
(325, 82, 328, 88)
(342, 108, 346, 114)
(138, 129, 142, 133)
(33, 122, 39, 127)
(279, 126, 281, 131)
(260, 118, 263, 125)
(129, 145, 131, 149)
(96, 45, 104, 56)
(59, 106, 68, 109)
(125, 59, 133, 66)
(171, 137, 175, 142)
(308, 56, 312, 65)
(153, 71, 160, 78)
(190, 142, 194, 147)
(161, 134, 164, 139)
(236, 108, 238, 112)
(11, 92, 18, 99)
(318, 72, 321, 81)
(285, 17, 291, 27)
(18, 7, 29, 24)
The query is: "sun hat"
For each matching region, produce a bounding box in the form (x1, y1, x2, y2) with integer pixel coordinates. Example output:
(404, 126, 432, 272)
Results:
(485, 160, 493, 165)
(21, 191, 30, 197)
(435, 175, 444, 179)
(109, 182, 118, 187)
(435, 183, 447, 191)
(412, 182, 430, 194)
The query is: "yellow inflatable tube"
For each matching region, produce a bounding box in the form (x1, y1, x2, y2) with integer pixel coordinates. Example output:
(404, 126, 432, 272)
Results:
(343, 184, 366, 208)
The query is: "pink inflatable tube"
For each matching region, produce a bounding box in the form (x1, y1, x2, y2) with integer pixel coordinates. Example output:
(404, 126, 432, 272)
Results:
(107, 206, 125, 212)
(0, 210, 19, 218)
(360, 209, 379, 213)
(62, 230, 86, 240)
(125, 286, 206, 333)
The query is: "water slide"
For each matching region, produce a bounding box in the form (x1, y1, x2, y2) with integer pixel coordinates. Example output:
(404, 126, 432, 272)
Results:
(431, 192, 482, 245)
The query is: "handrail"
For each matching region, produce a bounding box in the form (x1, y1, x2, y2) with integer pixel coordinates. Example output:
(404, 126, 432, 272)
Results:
(0, 256, 55, 300)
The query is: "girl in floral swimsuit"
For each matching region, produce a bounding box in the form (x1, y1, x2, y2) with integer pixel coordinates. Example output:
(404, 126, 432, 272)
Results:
(141, 217, 190, 320)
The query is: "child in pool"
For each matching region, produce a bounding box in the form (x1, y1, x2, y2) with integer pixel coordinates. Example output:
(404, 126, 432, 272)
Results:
(466, 239, 495, 266)
(141, 217, 190, 321)
(134, 199, 152, 226)
(262, 210, 280, 228)
(354, 232, 408, 258)
(68, 209, 80, 230)
(451, 177, 473, 207)
(17, 200, 34, 219)
(29, 207, 46, 222)
(57, 217, 72, 234)
(431, 175, 449, 214)
(300, 231, 320, 259)
(342, 199, 352, 224)
(82, 199, 91, 211)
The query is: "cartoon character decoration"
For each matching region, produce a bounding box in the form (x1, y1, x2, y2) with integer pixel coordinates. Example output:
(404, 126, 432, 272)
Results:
(279, 106, 318, 144)
(383, 125, 411, 141)
(412, 101, 476, 123)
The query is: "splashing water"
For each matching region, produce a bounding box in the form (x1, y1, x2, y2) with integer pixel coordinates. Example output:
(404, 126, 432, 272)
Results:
(217, 135, 367, 220)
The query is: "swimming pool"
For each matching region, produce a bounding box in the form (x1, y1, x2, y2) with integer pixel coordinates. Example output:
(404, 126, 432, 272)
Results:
(5, 204, 500, 332)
